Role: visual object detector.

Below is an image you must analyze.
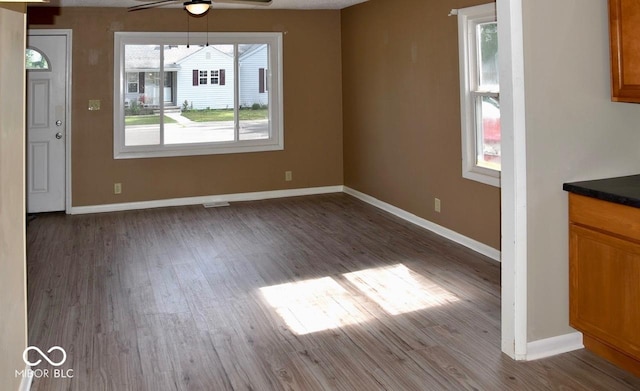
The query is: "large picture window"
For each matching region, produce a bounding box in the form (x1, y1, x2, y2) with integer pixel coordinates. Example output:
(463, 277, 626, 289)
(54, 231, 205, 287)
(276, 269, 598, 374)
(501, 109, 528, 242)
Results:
(114, 32, 283, 159)
(457, 4, 500, 187)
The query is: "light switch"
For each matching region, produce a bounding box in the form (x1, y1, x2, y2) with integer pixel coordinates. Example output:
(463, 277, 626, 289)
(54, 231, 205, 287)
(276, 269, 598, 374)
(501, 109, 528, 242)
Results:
(88, 100, 101, 111)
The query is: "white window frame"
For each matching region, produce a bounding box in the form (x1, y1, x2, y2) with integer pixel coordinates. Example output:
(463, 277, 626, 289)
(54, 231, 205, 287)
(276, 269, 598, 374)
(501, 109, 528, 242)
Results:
(211, 69, 219, 85)
(458, 3, 500, 187)
(113, 32, 284, 159)
(199, 70, 208, 85)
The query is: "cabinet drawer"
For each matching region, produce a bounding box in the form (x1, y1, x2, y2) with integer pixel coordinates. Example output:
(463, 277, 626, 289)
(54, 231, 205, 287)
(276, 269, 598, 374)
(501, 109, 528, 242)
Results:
(569, 193, 640, 242)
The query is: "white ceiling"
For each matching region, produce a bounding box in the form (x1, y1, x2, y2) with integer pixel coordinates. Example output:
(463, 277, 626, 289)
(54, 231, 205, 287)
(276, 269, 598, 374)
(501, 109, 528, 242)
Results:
(28, 0, 368, 10)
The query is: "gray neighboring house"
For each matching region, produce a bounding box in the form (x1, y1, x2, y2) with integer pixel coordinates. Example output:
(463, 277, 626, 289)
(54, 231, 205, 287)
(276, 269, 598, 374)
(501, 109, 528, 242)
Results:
(124, 44, 269, 111)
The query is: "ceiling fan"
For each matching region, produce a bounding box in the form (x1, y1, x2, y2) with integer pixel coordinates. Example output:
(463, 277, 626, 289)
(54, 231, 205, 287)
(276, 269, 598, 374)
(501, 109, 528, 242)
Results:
(129, 0, 272, 16)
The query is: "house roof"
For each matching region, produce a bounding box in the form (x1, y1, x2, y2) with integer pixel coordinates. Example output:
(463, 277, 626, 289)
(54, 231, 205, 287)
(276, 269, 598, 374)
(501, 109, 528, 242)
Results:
(175, 45, 233, 65)
(125, 44, 263, 71)
(239, 44, 266, 61)
(125, 45, 205, 70)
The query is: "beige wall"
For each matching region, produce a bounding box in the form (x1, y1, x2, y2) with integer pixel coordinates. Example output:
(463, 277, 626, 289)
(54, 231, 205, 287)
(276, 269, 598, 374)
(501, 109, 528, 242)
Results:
(28, 7, 343, 206)
(341, 0, 500, 249)
(522, 0, 640, 341)
(0, 3, 28, 389)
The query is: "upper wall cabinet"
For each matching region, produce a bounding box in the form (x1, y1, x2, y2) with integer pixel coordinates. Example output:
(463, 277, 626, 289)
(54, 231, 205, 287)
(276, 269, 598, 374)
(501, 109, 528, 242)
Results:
(609, 0, 640, 103)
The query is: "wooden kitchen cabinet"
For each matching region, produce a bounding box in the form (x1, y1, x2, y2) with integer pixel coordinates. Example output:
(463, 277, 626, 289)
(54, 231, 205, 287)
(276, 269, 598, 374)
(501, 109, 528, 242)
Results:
(609, 0, 640, 103)
(569, 193, 640, 376)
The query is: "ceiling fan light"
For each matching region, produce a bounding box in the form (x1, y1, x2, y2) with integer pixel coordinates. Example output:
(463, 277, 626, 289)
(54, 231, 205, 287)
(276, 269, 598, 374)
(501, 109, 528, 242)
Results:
(184, 1, 211, 15)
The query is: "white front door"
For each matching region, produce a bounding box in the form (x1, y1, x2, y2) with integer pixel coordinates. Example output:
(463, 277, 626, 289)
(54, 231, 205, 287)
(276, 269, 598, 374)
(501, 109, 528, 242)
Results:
(26, 34, 68, 213)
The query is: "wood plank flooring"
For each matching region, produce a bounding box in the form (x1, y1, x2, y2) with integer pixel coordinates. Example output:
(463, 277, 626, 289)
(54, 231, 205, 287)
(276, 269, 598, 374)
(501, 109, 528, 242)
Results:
(26, 193, 640, 390)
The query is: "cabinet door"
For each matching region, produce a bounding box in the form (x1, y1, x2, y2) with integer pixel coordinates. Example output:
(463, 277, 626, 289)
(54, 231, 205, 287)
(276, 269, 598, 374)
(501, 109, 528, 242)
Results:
(570, 224, 640, 360)
(609, 0, 640, 103)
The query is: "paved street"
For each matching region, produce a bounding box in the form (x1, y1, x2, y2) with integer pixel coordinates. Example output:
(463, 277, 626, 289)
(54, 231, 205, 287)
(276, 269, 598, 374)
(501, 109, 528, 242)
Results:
(125, 119, 269, 146)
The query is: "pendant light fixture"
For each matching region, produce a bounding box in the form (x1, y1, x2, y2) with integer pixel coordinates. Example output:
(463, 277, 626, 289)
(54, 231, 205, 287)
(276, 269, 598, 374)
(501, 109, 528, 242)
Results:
(184, 0, 211, 16)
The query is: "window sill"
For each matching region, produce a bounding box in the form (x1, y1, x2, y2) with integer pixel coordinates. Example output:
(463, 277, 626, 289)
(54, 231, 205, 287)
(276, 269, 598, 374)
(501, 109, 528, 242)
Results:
(463, 166, 501, 188)
(114, 140, 283, 159)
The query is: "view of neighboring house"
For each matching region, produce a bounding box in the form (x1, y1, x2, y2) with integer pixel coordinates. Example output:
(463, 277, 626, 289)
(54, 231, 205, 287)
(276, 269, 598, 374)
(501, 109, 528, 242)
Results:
(239, 44, 269, 108)
(124, 44, 269, 110)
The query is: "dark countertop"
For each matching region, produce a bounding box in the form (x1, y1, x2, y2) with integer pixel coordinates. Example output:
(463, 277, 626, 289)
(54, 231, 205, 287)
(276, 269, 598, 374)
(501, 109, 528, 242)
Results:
(563, 174, 640, 208)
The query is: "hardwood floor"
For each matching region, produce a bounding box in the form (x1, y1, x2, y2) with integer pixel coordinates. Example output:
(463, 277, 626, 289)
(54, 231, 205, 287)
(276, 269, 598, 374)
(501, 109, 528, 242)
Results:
(26, 193, 640, 390)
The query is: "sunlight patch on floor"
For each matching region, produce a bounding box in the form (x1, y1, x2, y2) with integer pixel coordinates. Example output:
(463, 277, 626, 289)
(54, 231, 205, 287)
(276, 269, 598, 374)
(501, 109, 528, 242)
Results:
(260, 264, 460, 335)
(259, 277, 371, 335)
(343, 264, 459, 315)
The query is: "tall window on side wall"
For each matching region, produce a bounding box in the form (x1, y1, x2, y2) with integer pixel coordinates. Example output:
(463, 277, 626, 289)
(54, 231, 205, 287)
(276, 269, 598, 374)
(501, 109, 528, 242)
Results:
(458, 3, 500, 187)
(113, 32, 283, 159)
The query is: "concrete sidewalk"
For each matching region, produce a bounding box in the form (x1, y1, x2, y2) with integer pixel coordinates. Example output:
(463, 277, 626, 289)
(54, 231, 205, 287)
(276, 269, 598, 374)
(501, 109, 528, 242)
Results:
(164, 111, 193, 125)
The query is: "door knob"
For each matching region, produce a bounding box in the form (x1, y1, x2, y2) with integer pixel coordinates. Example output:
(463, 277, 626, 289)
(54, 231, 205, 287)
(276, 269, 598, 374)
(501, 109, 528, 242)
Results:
(56, 120, 62, 126)
(55, 132, 62, 139)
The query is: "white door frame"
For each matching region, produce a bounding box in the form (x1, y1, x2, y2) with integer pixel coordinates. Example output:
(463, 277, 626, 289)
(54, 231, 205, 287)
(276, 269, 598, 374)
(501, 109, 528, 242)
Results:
(27, 29, 72, 214)
(497, 0, 528, 359)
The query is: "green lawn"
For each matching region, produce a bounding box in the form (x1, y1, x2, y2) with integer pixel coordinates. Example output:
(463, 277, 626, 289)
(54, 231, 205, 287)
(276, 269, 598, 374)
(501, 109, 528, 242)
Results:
(125, 115, 177, 126)
(181, 109, 268, 122)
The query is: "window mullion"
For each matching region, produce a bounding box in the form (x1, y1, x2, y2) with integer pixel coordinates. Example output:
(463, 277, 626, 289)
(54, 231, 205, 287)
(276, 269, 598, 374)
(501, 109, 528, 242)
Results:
(234, 43, 240, 142)
(160, 45, 165, 146)
(472, 91, 499, 99)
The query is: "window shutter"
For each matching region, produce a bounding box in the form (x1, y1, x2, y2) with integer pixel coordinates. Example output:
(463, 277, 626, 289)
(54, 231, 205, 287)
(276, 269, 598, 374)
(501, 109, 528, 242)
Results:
(139, 72, 145, 94)
(258, 68, 265, 93)
(219, 69, 225, 86)
(192, 69, 199, 86)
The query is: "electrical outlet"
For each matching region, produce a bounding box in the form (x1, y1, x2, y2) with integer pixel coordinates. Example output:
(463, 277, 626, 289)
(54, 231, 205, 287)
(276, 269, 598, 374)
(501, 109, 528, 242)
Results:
(434, 198, 441, 213)
(285, 171, 292, 182)
(114, 183, 122, 195)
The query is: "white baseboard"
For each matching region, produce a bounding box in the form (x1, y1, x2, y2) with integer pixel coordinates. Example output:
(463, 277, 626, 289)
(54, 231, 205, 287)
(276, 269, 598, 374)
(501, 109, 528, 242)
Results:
(69, 185, 500, 263)
(343, 187, 501, 262)
(19, 365, 32, 391)
(70, 186, 344, 215)
(525, 332, 583, 361)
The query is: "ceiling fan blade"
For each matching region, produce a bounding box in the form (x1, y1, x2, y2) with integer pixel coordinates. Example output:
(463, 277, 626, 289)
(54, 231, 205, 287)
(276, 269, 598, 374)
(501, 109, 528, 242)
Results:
(128, 0, 179, 12)
(128, 0, 271, 12)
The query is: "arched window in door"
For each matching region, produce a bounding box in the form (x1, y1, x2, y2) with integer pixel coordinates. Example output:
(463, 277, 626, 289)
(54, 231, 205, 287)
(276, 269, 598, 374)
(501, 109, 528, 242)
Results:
(25, 47, 50, 70)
